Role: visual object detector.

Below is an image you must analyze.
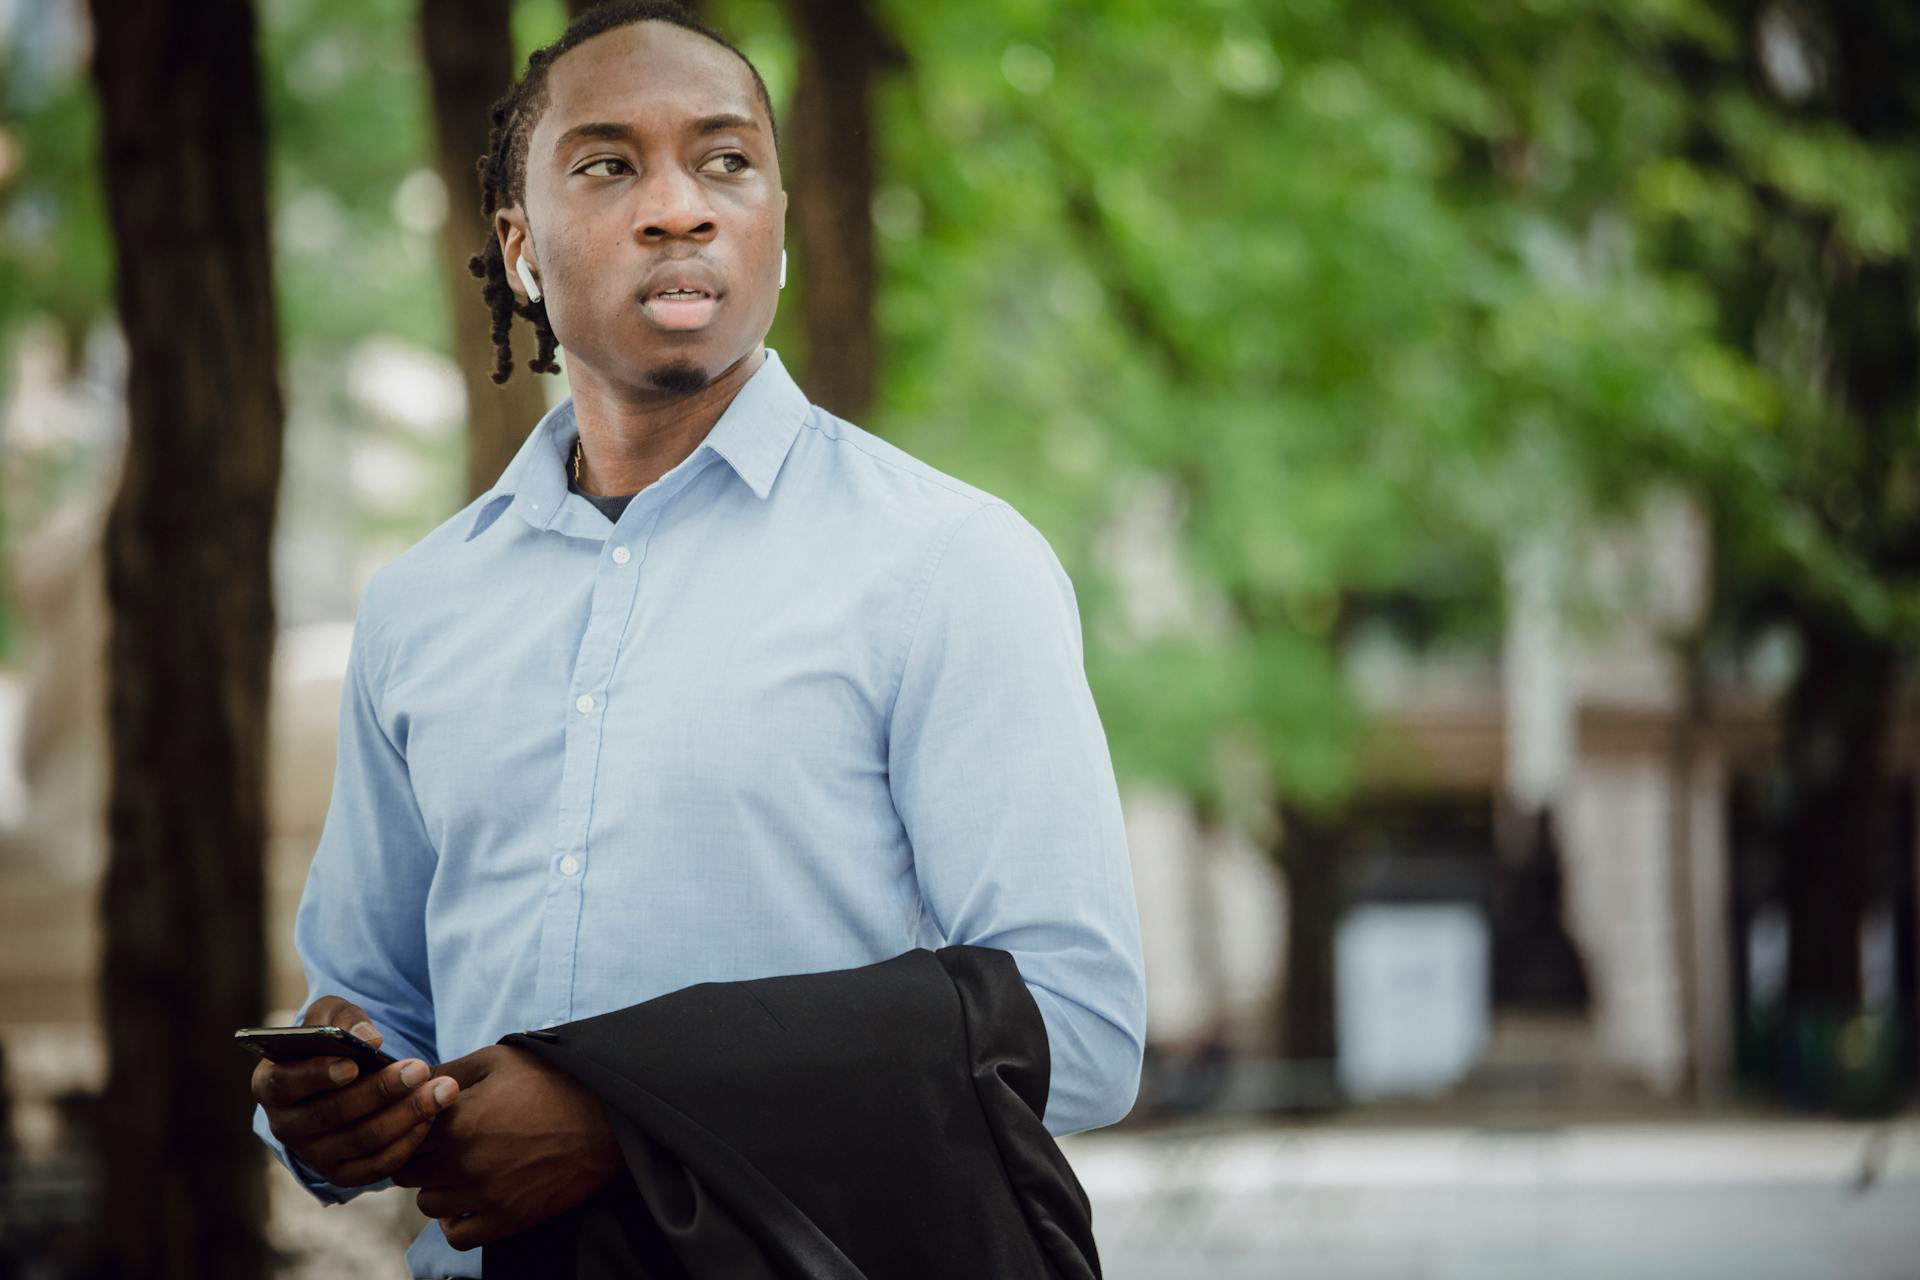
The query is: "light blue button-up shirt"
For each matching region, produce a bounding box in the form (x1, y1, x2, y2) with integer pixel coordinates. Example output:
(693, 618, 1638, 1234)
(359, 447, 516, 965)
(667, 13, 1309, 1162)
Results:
(251, 349, 1145, 1276)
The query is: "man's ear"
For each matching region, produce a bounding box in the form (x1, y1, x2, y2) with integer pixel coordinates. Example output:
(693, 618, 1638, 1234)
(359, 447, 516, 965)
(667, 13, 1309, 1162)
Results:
(496, 209, 537, 298)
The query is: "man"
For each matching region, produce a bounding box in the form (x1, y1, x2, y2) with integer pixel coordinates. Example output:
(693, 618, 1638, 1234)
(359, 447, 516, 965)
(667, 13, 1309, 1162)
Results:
(250, 4, 1145, 1275)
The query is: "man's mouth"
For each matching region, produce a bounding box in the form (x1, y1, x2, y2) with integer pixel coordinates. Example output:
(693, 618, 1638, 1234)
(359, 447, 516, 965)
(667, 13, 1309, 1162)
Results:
(640, 285, 720, 331)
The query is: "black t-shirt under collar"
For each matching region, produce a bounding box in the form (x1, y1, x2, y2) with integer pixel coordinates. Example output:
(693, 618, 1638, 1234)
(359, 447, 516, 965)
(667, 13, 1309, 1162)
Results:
(567, 455, 637, 524)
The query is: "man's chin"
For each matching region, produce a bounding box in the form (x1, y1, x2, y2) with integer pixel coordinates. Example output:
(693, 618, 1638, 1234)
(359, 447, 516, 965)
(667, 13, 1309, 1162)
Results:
(646, 360, 711, 396)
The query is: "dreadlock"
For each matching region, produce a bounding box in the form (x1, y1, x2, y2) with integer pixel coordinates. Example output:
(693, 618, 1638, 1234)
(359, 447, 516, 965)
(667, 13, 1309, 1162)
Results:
(468, 0, 780, 384)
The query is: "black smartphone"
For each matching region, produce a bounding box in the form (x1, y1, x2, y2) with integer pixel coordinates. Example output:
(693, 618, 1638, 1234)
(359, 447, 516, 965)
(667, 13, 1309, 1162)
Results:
(234, 1025, 405, 1074)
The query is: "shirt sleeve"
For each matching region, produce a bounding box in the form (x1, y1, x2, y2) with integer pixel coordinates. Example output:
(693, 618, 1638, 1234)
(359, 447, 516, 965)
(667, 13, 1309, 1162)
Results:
(252, 593, 440, 1203)
(887, 502, 1147, 1136)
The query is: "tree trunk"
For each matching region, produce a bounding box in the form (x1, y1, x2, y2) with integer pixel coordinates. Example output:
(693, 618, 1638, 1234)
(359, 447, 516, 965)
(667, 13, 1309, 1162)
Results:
(1781, 618, 1897, 1014)
(1775, 2, 1920, 1035)
(1659, 0, 1920, 1108)
(784, 0, 902, 421)
(1277, 805, 1343, 1108)
(420, 0, 553, 500)
(88, 1, 284, 1276)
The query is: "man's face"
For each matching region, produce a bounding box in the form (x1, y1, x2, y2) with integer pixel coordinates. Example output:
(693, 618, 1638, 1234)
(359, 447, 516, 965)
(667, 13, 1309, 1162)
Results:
(502, 22, 785, 394)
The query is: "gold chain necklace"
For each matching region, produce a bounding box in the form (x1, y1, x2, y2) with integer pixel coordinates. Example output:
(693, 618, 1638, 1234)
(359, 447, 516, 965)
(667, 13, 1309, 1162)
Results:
(571, 438, 583, 485)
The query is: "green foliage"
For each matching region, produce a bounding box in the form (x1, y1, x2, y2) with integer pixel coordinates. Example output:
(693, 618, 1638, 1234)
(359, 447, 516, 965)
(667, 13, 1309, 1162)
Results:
(513, 0, 571, 58)
(0, 1, 453, 373)
(260, 0, 446, 353)
(0, 72, 109, 366)
(854, 0, 1920, 824)
(861, 0, 1733, 814)
(1582, 5, 1920, 649)
(1, 17, 113, 662)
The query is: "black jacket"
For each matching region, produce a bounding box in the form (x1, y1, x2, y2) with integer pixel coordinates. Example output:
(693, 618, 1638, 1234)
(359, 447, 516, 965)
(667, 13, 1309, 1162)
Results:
(481, 946, 1104, 1279)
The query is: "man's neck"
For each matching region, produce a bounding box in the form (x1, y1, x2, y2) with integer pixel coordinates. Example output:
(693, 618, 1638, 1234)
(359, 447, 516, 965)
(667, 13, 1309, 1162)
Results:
(567, 346, 767, 496)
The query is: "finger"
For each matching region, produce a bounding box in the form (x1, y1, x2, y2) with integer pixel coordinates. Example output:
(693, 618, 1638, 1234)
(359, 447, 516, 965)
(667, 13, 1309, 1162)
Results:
(272, 1058, 438, 1142)
(253, 1054, 359, 1108)
(389, 1133, 435, 1188)
(390, 1133, 445, 1188)
(388, 1081, 466, 1188)
(328, 1118, 436, 1188)
(429, 1046, 496, 1091)
(270, 1058, 413, 1141)
(301, 994, 348, 1026)
(299, 1076, 457, 1167)
(443, 1211, 508, 1251)
(304, 996, 382, 1049)
(415, 1186, 465, 1220)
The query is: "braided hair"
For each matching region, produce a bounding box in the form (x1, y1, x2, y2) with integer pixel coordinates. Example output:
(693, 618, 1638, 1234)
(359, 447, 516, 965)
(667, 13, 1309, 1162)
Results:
(468, 0, 780, 383)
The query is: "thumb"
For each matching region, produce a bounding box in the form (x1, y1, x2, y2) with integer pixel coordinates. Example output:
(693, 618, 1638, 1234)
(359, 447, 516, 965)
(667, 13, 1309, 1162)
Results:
(303, 994, 382, 1048)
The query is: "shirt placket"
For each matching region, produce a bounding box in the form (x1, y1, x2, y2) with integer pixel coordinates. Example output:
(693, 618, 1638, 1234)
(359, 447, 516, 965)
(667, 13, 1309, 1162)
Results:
(531, 506, 660, 1028)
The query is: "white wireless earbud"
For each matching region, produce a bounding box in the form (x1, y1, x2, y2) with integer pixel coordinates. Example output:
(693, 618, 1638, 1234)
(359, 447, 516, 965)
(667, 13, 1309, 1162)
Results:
(515, 257, 542, 303)
(779, 249, 787, 290)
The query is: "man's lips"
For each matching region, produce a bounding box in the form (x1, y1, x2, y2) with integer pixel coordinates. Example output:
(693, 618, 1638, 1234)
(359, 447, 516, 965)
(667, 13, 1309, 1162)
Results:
(641, 294, 719, 331)
(636, 270, 723, 332)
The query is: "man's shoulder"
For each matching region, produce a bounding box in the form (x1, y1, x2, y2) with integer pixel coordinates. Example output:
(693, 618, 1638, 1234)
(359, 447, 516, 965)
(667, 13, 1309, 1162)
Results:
(353, 490, 508, 630)
(795, 407, 1013, 535)
(789, 408, 1079, 594)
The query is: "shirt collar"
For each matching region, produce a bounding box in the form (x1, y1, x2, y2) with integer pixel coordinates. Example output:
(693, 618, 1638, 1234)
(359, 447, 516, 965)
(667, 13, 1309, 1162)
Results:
(470, 347, 810, 539)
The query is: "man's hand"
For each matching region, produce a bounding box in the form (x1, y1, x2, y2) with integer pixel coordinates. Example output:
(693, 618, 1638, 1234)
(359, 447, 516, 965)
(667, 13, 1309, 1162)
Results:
(391, 1043, 623, 1250)
(251, 995, 460, 1187)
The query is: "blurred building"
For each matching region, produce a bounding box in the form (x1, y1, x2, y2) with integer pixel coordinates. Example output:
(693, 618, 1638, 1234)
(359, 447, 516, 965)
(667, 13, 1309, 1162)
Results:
(1132, 488, 1918, 1112)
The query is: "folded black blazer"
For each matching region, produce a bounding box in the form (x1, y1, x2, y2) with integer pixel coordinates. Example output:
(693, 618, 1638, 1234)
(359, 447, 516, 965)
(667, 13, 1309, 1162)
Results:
(481, 946, 1104, 1279)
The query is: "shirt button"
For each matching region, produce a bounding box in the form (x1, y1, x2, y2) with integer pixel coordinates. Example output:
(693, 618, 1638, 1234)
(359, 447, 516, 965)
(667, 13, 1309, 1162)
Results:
(575, 694, 595, 714)
(611, 546, 631, 565)
(558, 855, 581, 877)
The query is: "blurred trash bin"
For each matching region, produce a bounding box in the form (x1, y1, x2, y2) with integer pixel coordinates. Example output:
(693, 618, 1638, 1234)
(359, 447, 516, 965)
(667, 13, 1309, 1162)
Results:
(1336, 902, 1490, 1100)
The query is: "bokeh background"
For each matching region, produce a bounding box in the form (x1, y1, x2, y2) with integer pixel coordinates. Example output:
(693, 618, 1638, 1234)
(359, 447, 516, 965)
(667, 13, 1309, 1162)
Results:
(2, 0, 1918, 1276)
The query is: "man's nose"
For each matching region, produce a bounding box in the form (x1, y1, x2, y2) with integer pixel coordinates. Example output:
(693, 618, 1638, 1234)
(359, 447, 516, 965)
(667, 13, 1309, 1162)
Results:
(635, 167, 716, 243)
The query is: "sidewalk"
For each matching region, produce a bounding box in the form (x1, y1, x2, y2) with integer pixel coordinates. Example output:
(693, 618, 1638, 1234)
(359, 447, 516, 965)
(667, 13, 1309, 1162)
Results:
(1061, 1116, 1920, 1280)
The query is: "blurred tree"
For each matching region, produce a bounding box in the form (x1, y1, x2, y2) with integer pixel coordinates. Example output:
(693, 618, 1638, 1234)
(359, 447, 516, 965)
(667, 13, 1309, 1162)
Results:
(87, 0, 282, 1275)
(0, 9, 114, 661)
(1651, 1, 1920, 1072)
(782, 0, 903, 421)
(0, 20, 110, 374)
(420, 0, 552, 498)
(1442, 0, 1920, 1093)
(870, 0, 1532, 1080)
(859, 0, 1812, 1087)
(258, 1, 446, 354)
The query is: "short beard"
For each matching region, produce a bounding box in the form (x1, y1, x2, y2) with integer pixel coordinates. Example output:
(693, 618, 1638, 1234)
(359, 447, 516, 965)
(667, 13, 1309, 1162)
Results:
(648, 360, 710, 396)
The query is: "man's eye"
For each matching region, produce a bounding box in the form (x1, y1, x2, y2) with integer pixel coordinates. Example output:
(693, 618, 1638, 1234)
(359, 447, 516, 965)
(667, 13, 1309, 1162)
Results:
(702, 152, 750, 175)
(578, 158, 631, 177)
